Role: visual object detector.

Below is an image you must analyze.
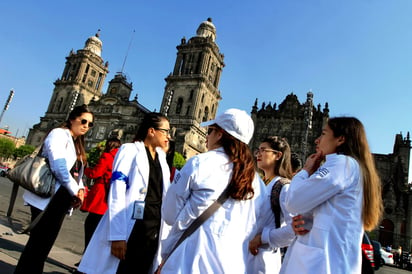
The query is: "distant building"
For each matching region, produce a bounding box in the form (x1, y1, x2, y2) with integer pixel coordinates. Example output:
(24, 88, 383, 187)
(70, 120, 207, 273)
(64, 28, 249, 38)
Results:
(374, 133, 411, 249)
(250, 92, 329, 161)
(160, 17, 224, 159)
(27, 30, 109, 149)
(0, 134, 25, 148)
(27, 19, 224, 156)
(86, 72, 150, 148)
(0, 129, 11, 135)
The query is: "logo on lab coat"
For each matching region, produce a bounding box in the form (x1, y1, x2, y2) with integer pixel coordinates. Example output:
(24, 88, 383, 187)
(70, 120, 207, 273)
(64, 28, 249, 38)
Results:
(316, 167, 329, 177)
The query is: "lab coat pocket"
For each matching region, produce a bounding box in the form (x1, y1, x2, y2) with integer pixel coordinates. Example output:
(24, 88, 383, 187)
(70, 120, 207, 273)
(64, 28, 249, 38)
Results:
(209, 203, 231, 236)
(285, 240, 326, 273)
(210, 217, 229, 236)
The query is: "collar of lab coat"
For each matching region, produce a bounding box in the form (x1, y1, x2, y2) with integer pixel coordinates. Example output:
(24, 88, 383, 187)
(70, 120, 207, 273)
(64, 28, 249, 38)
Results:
(210, 146, 225, 153)
(134, 141, 170, 195)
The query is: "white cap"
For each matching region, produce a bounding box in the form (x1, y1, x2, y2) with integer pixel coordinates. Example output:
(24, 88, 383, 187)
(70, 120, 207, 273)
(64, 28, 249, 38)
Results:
(201, 108, 254, 144)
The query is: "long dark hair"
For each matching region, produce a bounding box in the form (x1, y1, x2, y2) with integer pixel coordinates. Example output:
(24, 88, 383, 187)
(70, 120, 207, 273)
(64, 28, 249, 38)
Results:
(104, 137, 121, 153)
(61, 104, 94, 163)
(290, 152, 302, 174)
(261, 136, 293, 179)
(218, 126, 255, 200)
(134, 112, 168, 142)
(327, 117, 382, 231)
(166, 139, 176, 170)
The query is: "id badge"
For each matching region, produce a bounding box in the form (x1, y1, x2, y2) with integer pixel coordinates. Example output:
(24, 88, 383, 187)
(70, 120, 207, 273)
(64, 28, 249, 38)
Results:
(132, 201, 145, 220)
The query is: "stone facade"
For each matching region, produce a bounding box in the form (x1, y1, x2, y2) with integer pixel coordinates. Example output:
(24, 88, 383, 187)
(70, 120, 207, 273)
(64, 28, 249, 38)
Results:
(26, 31, 109, 148)
(374, 133, 412, 250)
(86, 73, 150, 150)
(250, 92, 329, 161)
(160, 18, 224, 159)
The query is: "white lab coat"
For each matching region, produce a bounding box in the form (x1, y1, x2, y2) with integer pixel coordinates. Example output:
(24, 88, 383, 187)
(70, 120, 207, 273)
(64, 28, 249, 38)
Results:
(160, 147, 270, 274)
(248, 177, 296, 274)
(280, 153, 363, 274)
(78, 142, 171, 274)
(23, 128, 83, 210)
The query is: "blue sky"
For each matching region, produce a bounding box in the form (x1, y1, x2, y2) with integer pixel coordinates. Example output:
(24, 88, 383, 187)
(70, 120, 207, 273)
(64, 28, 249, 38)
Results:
(1, 1, 411, 160)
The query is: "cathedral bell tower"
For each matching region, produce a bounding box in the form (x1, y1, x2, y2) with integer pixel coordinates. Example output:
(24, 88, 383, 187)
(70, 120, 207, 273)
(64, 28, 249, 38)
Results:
(26, 30, 109, 146)
(160, 18, 225, 158)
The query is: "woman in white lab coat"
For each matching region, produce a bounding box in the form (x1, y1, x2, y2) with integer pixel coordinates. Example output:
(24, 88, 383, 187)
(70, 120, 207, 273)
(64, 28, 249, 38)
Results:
(248, 136, 296, 274)
(15, 104, 92, 274)
(78, 112, 171, 274)
(158, 108, 270, 274)
(280, 117, 383, 274)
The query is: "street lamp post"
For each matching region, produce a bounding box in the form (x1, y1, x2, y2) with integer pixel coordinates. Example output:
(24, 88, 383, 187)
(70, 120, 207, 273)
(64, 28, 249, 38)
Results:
(0, 89, 14, 126)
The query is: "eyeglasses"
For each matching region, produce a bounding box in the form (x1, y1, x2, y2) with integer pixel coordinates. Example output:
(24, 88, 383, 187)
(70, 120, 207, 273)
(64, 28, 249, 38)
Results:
(79, 119, 94, 128)
(254, 147, 279, 156)
(155, 128, 171, 136)
(207, 127, 217, 135)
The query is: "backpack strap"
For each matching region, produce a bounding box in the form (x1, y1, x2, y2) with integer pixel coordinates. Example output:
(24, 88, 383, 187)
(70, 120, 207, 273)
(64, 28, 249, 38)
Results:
(270, 177, 290, 228)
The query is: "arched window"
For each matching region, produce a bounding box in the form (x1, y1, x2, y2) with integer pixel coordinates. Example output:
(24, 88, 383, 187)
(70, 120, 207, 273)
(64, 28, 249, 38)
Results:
(202, 106, 209, 122)
(55, 98, 63, 112)
(63, 63, 71, 80)
(176, 97, 183, 114)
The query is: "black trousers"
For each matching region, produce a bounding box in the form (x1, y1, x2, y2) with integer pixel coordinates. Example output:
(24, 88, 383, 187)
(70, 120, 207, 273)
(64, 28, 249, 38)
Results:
(83, 212, 103, 251)
(14, 187, 73, 274)
(30, 205, 42, 223)
(116, 220, 160, 274)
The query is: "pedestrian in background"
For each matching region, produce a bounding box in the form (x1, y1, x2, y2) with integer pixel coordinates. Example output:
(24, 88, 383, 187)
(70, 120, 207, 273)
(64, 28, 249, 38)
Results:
(80, 137, 121, 253)
(158, 108, 270, 273)
(282, 117, 383, 274)
(15, 104, 93, 274)
(395, 245, 403, 267)
(248, 136, 296, 274)
(290, 152, 302, 175)
(78, 112, 171, 274)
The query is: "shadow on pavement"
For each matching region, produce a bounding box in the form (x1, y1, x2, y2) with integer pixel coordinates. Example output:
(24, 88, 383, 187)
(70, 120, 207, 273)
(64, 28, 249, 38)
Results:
(0, 237, 77, 274)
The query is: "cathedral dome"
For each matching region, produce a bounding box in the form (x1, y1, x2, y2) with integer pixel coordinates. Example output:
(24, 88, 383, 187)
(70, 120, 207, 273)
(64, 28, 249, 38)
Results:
(196, 18, 216, 41)
(84, 30, 103, 57)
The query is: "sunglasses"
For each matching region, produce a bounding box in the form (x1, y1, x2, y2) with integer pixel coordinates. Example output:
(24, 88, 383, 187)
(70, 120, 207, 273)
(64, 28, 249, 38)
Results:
(155, 127, 171, 136)
(207, 127, 217, 135)
(79, 119, 94, 128)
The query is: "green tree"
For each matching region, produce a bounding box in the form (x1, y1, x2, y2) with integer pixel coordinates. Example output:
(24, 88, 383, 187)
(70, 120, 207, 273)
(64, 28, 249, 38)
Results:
(13, 144, 36, 159)
(0, 138, 16, 160)
(86, 140, 106, 167)
(173, 151, 186, 170)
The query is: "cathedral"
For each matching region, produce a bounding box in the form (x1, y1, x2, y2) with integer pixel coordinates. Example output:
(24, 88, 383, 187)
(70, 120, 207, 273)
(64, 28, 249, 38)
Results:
(26, 19, 411, 251)
(26, 30, 110, 149)
(250, 92, 329, 162)
(375, 133, 412, 249)
(252, 95, 412, 250)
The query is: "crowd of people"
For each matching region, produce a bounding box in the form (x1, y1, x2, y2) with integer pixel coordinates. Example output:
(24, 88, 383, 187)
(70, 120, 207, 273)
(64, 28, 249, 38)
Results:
(13, 106, 383, 274)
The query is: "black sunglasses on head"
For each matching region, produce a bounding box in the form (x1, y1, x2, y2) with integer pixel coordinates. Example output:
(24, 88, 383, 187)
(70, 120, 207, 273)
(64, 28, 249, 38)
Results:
(80, 119, 94, 128)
